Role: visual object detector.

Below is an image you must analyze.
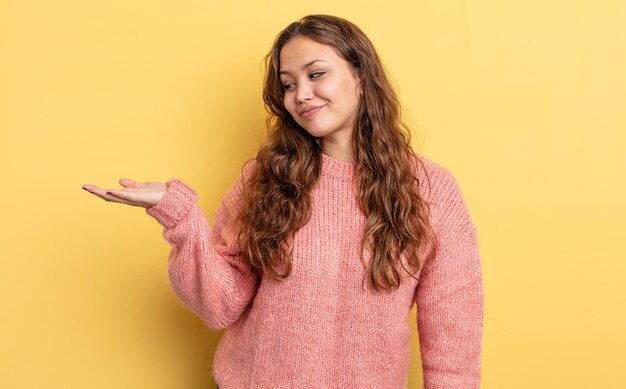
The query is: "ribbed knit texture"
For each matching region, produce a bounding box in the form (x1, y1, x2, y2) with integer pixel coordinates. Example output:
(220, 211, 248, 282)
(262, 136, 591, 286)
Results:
(146, 152, 483, 389)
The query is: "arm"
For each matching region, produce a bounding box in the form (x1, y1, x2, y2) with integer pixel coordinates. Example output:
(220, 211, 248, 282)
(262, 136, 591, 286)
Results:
(415, 170, 484, 389)
(145, 175, 260, 330)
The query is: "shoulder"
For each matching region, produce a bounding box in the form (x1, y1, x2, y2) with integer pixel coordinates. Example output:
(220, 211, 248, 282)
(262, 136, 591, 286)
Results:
(411, 153, 464, 205)
(412, 153, 475, 234)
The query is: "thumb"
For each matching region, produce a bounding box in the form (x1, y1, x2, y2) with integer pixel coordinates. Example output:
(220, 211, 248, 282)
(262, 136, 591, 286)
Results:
(119, 178, 147, 188)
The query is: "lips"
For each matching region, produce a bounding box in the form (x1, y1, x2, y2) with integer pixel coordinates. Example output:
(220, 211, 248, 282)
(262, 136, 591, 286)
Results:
(299, 105, 324, 117)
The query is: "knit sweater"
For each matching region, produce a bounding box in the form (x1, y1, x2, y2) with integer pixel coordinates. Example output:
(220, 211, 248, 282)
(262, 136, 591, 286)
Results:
(145, 152, 483, 389)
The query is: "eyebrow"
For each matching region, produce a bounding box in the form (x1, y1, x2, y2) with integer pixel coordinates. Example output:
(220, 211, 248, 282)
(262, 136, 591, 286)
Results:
(279, 59, 327, 75)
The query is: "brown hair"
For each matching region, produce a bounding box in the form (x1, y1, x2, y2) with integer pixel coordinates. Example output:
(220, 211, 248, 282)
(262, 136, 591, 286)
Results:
(237, 14, 437, 292)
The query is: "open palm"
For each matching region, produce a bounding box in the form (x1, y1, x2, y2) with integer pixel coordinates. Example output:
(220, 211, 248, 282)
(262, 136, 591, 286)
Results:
(82, 178, 167, 208)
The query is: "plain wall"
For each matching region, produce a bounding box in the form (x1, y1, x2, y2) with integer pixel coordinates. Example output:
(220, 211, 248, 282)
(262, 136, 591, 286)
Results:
(1, 0, 624, 388)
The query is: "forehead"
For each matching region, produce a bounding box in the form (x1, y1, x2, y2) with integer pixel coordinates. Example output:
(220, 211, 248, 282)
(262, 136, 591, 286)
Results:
(279, 36, 342, 72)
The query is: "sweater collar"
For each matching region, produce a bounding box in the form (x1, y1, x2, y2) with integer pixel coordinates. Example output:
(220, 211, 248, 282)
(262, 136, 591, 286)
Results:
(320, 152, 356, 181)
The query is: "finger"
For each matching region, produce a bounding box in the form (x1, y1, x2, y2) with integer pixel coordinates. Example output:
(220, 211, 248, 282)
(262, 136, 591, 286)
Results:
(119, 178, 149, 188)
(119, 178, 138, 188)
(106, 189, 146, 206)
(85, 186, 137, 206)
(103, 192, 137, 206)
(83, 184, 108, 195)
(106, 188, 132, 199)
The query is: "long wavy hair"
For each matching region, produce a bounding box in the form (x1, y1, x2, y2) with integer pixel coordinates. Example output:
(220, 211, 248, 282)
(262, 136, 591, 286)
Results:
(236, 14, 438, 292)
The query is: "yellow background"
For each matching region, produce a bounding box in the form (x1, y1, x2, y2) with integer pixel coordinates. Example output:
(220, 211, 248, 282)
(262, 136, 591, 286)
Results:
(1, 0, 624, 388)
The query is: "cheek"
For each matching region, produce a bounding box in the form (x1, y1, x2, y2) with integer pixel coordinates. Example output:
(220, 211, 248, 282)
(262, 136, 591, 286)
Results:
(317, 80, 338, 99)
(342, 81, 361, 108)
(322, 79, 355, 106)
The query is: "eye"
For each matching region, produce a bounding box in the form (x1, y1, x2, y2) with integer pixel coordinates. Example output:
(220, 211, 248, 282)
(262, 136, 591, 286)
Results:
(310, 71, 325, 79)
(282, 82, 295, 92)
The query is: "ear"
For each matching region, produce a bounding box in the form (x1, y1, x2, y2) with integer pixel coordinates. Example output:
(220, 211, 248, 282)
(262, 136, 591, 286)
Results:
(356, 79, 363, 99)
(353, 69, 363, 98)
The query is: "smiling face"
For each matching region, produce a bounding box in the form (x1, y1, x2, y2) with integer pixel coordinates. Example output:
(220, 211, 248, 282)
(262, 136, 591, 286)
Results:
(279, 35, 362, 156)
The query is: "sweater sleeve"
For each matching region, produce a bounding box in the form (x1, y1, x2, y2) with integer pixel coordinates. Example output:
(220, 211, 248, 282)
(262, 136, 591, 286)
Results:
(144, 173, 260, 330)
(414, 167, 484, 389)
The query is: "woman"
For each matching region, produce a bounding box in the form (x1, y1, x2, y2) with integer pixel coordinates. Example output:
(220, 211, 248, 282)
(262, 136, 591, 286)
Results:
(83, 14, 483, 389)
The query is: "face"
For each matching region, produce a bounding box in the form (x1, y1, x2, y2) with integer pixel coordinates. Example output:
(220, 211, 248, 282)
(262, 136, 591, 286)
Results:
(279, 35, 362, 144)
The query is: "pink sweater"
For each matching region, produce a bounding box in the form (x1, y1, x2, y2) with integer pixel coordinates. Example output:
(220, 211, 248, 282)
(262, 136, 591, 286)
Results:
(146, 152, 483, 389)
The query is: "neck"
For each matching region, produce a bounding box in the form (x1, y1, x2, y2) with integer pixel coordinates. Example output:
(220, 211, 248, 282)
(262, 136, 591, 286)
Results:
(320, 139, 353, 163)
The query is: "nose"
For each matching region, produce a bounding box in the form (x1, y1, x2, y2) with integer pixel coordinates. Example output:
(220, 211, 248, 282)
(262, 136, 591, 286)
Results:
(296, 81, 314, 103)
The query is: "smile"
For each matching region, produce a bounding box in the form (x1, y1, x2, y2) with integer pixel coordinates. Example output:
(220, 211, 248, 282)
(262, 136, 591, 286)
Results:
(300, 105, 324, 118)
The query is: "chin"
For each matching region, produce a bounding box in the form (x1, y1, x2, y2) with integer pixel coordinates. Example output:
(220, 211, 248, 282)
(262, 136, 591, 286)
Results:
(304, 129, 331, 139)
(299, 124, 331, 138)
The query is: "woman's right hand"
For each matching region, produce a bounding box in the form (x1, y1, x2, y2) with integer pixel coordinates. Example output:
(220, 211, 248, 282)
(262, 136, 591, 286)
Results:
(82, 178, 168, 208)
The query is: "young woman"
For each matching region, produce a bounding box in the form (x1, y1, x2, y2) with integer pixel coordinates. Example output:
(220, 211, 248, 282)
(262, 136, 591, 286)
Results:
(83, 14, 483, 389)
